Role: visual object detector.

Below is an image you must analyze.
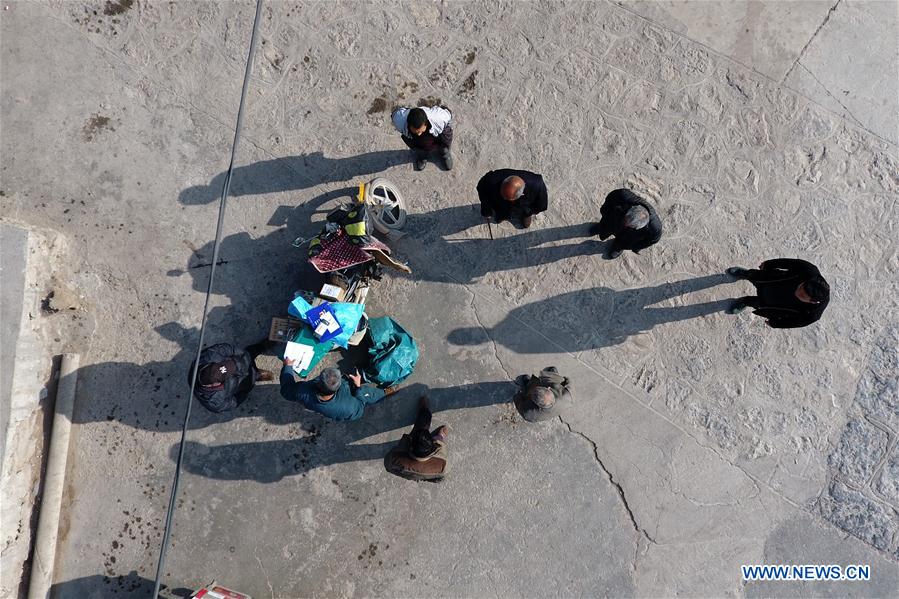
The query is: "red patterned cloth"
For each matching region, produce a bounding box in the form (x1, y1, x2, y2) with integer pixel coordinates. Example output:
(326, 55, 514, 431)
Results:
(309, 229, 390, 273)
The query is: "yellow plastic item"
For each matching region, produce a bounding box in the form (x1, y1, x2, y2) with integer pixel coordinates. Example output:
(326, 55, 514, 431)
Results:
(356, 182, 366, 204)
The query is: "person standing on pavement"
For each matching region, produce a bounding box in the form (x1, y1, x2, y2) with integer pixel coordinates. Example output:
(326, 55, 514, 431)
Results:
(514, 366, 572, 422)
(477, 169, 549, 229)
(391, 105, 454, 171)
(188, 340, 275, 413)
(588, 188, 662, 259)
(726, 258, 830, 328)
(279, 364, 398, 421)
(384, 396, 449, 482)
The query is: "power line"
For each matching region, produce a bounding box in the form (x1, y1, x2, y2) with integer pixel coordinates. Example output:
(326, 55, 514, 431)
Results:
(152, 1, 265, 596)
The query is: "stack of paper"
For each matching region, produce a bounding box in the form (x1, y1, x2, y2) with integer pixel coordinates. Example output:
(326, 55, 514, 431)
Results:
(284, 341, 315, 373)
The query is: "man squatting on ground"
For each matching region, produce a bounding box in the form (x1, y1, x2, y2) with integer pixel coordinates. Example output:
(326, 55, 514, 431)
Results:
(279, 364, 398, 421)
(726, 258, 830, 328)
(384, 396, 449, 482)
(514, 367, 572, 423)
(589, 188, 662, 259)
(391, 105, 454, 171)
(189, 341, 274, 413)
(477, 168, 549, 229)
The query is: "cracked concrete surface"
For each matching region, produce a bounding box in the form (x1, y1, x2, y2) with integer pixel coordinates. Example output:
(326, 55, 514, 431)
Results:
(2, 0, 898, 597)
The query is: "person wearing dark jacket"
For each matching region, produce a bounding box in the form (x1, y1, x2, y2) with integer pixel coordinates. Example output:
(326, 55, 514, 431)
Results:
(477, 169, 549, 228)
(589, 189, 662, 258)
(514, 367, 571, 422)
(188, 341, 275, 413)
(391, 105, 454, 171)
(279, 364, 397, 421)
(384, 396, 449, 482)
(726, 259, 830, 328)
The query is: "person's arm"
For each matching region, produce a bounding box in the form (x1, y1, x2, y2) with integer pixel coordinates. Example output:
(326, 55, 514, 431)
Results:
(400, 135, 416, 150)
(347, 369, 387, 405)
(437, 124, 454, 148)
(477, 176, 494, 217)
(391, 108, 408, 135)
(629, 214, 663, 253)
(760, 258, 814, 272)
(279, 363, 302, 402)
(525, 177, 549, 215)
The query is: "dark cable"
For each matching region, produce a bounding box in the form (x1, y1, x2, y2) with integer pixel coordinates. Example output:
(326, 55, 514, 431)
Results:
(152, 1, 264, 596)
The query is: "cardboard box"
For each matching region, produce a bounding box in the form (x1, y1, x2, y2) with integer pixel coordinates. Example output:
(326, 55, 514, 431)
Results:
(319, 283, 346, 302)
(269, 316, 305, 343)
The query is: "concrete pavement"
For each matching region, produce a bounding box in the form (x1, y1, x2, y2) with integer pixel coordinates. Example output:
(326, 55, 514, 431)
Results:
(2, 1, 897, 597)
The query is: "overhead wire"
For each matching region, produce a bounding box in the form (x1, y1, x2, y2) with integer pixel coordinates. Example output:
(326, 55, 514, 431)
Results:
(152, 1, 265, 596)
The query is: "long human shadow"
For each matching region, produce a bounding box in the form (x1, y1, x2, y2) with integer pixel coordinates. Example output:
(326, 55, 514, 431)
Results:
(171, 380, 517, 482)
(448, 274, 735, 353)
(178, 150, 410, 205)
(71, 316, 309, 433)
(394, 205, 609, 283)
(50, 572, 193, 598)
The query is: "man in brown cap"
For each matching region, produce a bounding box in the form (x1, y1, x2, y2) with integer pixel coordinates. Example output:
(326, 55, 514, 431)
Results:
(514, 367, 571, 422)
(188, 341, 275, 413)
(384, 396, 449, 482)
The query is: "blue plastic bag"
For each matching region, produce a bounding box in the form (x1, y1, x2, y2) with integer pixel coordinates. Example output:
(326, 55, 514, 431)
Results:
(328, 302, 365, 349)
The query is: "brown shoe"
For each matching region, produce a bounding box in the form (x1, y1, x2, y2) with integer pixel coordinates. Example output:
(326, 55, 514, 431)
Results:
(521, 215, 533, 228)
(256, 369, 275, 382)
(384, 385, 401, 397)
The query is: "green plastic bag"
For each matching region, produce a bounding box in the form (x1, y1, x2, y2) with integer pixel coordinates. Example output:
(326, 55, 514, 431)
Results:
(365, 317, 418, 386)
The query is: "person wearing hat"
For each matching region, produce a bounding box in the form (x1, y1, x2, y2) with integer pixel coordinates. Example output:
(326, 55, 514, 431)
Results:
(279, 364, 398, 421)
(514, 367, 571, 422)
(188, 341, 275, 413)
(384, 396, 449, 482)
(589, 188, 662, 259)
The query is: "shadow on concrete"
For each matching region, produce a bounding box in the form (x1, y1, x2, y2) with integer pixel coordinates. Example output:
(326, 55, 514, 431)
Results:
(178, 151, 411, 205)
(395, 205, 609, 283)
(448, 274, 735, 353)
(50, 571, 193, 598)
(70, 315, 309, 433)
(170, 380, 516, 482)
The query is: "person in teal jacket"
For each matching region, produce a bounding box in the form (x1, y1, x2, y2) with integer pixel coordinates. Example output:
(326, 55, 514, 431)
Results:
(279, 362, 395, 421)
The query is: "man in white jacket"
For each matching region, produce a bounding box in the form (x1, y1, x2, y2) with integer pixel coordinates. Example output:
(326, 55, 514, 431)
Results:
(391, 105, 454, 171)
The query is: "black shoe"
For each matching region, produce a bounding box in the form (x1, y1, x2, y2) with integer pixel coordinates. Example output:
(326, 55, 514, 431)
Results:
(727, 267, 749, 279)
(441, 149, 454, 171)
(414, 157, 426, 171)
(607, 249, 623, 259)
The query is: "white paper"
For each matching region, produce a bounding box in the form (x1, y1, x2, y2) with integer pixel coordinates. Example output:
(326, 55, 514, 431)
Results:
(284, 341, 314, 371)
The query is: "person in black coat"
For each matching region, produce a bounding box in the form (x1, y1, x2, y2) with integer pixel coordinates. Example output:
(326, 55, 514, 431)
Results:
(726, 259, 830, 328)
(589, 189, 662, 258)
(187, 340, 274, 413)
(477, 169, 548, 228)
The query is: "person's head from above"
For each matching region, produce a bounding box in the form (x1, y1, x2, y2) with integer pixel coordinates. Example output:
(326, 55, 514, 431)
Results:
(622, 205, 650, 230)
(796, 276, 829, 304)
(316, 367, 343, 400)
(198, 359, 235, 387)
(527, 385, 556, 410)
(410, 427, 437, 459)
(407, 107, 429, 137)
(500, 175, 525, 202)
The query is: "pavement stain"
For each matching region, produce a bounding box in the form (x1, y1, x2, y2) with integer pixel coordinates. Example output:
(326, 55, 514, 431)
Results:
(82, 114, 114, 142)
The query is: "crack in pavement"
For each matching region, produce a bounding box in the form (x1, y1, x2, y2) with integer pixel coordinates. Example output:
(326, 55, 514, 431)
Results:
(558, 416, 658, 546)
(466, 289, 516, 381)
(781, 0, 842, 83)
